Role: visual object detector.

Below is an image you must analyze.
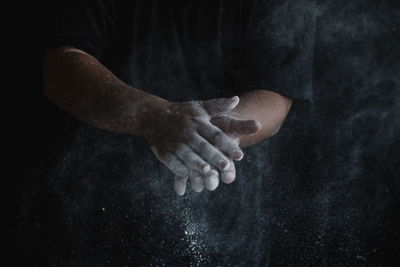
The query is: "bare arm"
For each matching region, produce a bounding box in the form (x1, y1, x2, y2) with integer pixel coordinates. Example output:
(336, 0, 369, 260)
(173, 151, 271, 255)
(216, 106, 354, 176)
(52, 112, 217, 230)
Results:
(233, 90, 293, 147)
(43, 46, 258, 194)
(43, 46, 167, 135)
(211, 90, 293, 148)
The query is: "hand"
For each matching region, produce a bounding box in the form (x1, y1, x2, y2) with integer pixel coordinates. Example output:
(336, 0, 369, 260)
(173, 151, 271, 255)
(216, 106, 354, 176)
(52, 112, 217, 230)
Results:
(212, 114, 262, 181)
(187, 115, 261, 193)
(210, 114, 262, 143)
(143, 96, 246, 195)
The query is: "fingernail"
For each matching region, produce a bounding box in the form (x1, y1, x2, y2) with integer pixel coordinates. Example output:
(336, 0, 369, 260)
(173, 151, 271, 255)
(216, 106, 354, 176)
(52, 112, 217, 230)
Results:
(233, 149, 243, 160)
(219, 160, 226, 169)
(253, 121, 261, 131)
(219, 160, 229, 170)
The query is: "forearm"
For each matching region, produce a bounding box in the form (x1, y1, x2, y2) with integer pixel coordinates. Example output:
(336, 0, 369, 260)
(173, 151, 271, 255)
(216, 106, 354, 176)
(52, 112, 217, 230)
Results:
(43, 46, 167, 135)
(231, 90, 293, 147)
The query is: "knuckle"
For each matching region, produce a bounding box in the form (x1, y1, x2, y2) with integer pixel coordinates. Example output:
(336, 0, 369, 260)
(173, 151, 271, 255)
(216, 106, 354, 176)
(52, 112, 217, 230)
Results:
(212, 131, 224, 141)
(196, 141, 209, 154)
(191, 116, 206, 125)
(182, 150, 195, 160)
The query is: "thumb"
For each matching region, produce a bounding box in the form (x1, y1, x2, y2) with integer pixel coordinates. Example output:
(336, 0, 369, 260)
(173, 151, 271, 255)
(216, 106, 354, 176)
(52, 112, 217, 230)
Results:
(210, 115, 261, 137)
(202, 96, 239, 116)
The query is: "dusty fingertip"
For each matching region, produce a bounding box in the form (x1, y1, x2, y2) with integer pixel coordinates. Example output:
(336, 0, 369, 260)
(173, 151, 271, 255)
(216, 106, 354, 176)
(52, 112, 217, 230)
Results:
(175, 188, 185, 196)
(231, 95, 239, 102)
(221, 171, 236, 184)
(205, 172, 219, 191)
(200, 163, 211, 174)
(206, 179, 219, 191)
(192, 184, 204, 193)
(231, 96, 240, 108)
(174, 180, 186, 196)
(191, 176, 204, 192)
(175, 190, 185, 196)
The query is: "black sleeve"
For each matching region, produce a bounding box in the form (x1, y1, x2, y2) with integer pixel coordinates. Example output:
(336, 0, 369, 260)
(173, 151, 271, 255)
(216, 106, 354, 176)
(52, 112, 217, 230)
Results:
(231, 0, 316, 101)
(40, 0, 116, 60)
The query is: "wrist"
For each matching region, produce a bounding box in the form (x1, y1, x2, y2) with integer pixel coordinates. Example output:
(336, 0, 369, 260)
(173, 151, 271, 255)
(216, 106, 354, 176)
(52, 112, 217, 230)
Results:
(132, 90, 171, 138)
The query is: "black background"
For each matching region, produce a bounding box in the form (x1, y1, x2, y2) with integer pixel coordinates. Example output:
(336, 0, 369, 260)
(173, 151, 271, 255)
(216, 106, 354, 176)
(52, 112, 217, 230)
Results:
(3, 1, 400, 266)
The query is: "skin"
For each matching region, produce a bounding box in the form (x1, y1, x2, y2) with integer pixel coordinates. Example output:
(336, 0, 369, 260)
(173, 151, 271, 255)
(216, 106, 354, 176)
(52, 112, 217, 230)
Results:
(43, 46, 292, 195)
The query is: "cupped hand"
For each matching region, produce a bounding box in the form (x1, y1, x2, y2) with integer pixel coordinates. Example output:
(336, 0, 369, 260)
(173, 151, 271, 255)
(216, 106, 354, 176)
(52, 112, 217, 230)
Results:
(143, 96, 246, 195)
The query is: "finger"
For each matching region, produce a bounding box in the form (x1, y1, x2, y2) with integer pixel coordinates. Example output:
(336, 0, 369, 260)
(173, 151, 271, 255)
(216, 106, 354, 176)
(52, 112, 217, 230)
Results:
(150, 146, 190, 178)
(175, 144, 211, 174)
(188, 133, 231, 171)
(210, 116, 261, 137)
(204, 168, 219, 191)
(196, 121, 244, 161)
(190, 174, 204, 192)
(202, 96, 239, 116)
(174, 175, 188, 196)
(161, 153, 190, 178)
(220, 158, 236, 184)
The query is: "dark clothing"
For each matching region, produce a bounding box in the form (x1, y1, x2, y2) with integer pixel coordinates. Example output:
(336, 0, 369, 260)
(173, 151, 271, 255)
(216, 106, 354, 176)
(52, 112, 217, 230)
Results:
(44, 0, 315, 102)
(32, 0, 316, 265)
(6, 0, 400, 266)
